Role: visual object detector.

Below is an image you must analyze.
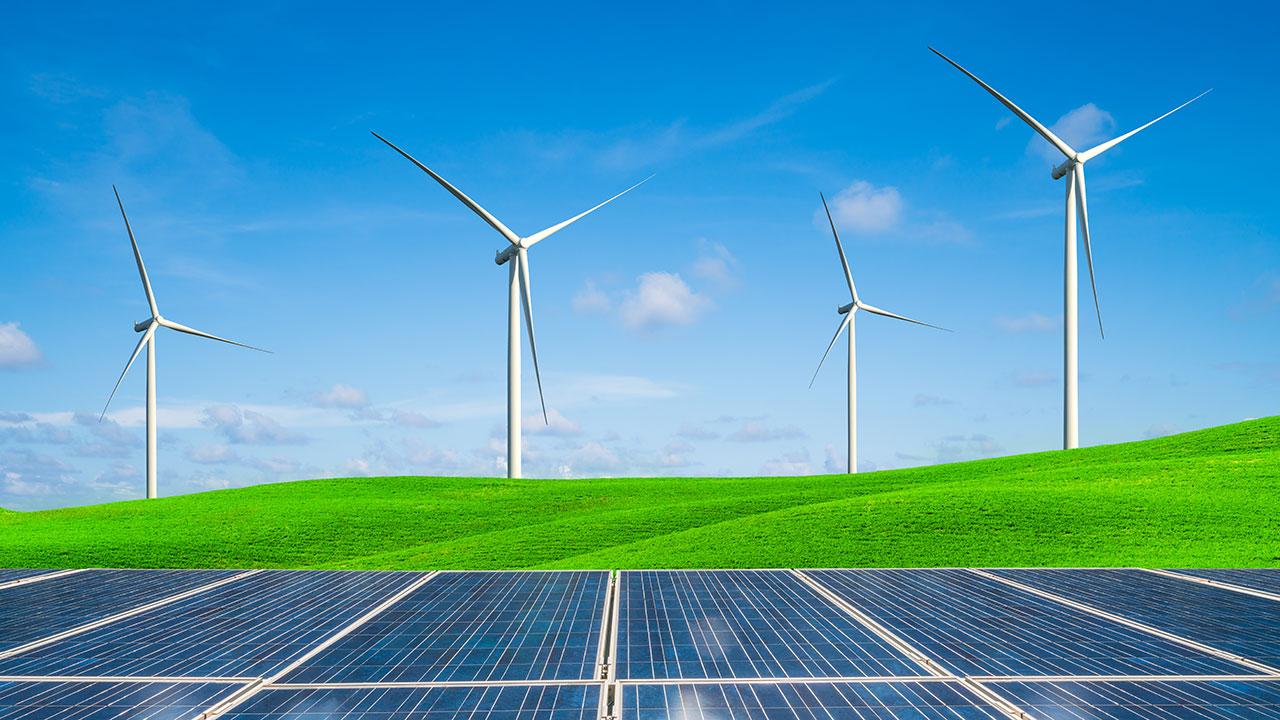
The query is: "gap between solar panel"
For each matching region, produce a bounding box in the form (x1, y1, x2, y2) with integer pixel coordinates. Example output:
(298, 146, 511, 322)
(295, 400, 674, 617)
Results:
(1143, 568, 1280, 604)
(0, 569, 86, 591)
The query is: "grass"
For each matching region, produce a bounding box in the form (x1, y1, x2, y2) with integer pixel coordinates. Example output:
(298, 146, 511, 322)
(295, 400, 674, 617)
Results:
(1, 417, 1277, 569)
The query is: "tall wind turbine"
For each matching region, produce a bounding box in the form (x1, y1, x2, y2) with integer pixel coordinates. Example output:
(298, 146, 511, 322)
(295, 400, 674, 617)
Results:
(371, 132, 649, 479)
(101, 186, 269, 499)
(810, 193, 948, 474)
(931, 47, 1208, 449)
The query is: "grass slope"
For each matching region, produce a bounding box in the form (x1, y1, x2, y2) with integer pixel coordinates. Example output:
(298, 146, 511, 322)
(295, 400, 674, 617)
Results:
(1, 418, 1277, 569)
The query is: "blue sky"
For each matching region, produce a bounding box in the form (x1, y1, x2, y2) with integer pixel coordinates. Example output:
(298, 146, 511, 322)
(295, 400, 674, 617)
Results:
(2, 2, 1277, 509)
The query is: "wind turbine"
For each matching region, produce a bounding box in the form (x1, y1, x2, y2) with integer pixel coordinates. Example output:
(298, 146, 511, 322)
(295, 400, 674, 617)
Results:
(930, 47, 1208, 449)
(371, 132, 649, 479)
(810, 193, 948, 474)
(101, 186, 269, 499)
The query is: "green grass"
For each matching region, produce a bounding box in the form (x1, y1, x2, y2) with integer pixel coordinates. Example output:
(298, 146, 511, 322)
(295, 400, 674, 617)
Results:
(2, 417, 1277, 569)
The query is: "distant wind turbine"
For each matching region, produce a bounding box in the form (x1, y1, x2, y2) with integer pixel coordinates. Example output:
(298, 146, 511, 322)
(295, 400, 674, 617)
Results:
(931, 47, 1208, 449)
(371, 132, 649, 479)
(810, 193, 949, 474)
(101, 187, 270, 499)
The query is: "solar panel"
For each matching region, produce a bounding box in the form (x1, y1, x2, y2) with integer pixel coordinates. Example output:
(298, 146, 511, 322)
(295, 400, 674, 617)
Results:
(0, 680, 247, 720)
(0, 569, 54, 585)
(1177, 569, 1280, 596)
(619, 681, 1009, 720)
(989, 569, 1280, 670)
(616, 570, 925, 680)
(224, 684, 601, 720)
(805, 569, 1258, 677)
(280, 571, 608, 684)
(990, 679, 1280, 719)
(0, 569, 239, 652)
(0, 570, 423, 678)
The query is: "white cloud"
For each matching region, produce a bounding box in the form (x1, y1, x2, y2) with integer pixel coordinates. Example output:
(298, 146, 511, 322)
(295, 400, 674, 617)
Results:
(760, 448, 812, 476)
(186, 443, 239, 464)
(524, 408, 582, 437)
(201, 405, 308, 445)
(1029, 103, 1115, 163)
(676, 423, 720, 441)
(824, 180, 903, 234)
(620, 272, 712, 330)
(822, 444, 846, 474)
(314, 384, 369, 409)
(0, 323, 42, 369)
(572, 281, 612, 314)
(995, 313, 1057, 334)
(691, 240, 738, 287)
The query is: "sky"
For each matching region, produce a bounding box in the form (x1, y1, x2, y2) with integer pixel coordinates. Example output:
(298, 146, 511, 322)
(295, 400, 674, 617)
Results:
(1, 2, 1277, 510)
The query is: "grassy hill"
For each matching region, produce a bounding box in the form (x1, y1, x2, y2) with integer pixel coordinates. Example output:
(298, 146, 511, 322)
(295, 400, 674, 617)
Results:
(1, 417, 1277, 569)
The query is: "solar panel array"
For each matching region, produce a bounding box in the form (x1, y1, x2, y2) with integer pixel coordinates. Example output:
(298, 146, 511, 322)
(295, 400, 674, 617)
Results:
(0, 567, 1275, 720)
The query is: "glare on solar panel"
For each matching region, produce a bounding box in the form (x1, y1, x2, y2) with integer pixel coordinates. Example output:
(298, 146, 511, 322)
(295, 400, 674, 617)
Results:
(1172, 569, 1280, 598)
(0, 680, 248, 720)
(619, 680, 1009, 720)
(220, 684, 602, 720)
(988, 569, 1280, 670)
(804, 569, 1260, 677)
(990, 678, 1280, 720)
(615, 570, 926, 680)
(280, 570, 610, 684)
(0, 569, 240, 653)
(0, 570, 424, 679)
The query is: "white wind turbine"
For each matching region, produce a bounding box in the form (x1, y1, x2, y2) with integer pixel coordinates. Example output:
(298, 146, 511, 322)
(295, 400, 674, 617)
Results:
(371, 132, 649, 479)
(931, 47, 1208, 449)
(101, 186, 269, 499)
(810, 193, 949, 474)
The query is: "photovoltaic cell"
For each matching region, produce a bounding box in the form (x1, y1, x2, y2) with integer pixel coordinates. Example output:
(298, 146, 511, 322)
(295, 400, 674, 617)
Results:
(991, 679, 1280, 719)
(989, 568, 1280, 669)
(0, 680, 247, 720)
(281, 571, 608, 684)
(805, 569, 1257, 677)
(0, 570, 423, 678)
(222, 685, 601, 720)
(0, 569, 54, 585)
(0, 568, 239, 652)
(1177, 568, 1280, 596)
(620, 681, 1008, 720)
(616, 570, 925, 680)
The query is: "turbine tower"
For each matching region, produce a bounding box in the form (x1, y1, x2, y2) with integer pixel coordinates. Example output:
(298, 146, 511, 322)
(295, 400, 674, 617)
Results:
(810, 193, 948, 474)
(931, 47, 1208, 449)
(371, 132, 649, 479)
(101, 187, 269, 499)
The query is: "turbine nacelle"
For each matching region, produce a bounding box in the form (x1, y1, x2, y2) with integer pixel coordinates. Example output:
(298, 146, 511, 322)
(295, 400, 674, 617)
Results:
(495, 244, 519, 265)
(837, 301, 855, 315)
(1051, 157, 1077, 181)
(134, 317, 157, 333)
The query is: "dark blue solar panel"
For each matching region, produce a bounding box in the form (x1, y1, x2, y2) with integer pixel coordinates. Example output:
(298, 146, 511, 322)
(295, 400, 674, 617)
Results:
(990, 569, 1280, 670)
(621, 681, 1009, 720)
(0, 569, 55, 585)
(616, 570, 925, 680)
(0, 570, 423, 678)
(1177, 569, 1280, 596)
(225, 685, 601, 720)
(805, 569, 1257, 677)
(0, 680, 246, 720)
(0, 569, 239, 652)
(281, 571, 608, 683)
(991, 679, 1280, 719)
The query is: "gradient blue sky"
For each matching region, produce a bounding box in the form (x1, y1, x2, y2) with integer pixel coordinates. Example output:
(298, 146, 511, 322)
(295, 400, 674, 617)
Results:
(2, 2, 1277, 509)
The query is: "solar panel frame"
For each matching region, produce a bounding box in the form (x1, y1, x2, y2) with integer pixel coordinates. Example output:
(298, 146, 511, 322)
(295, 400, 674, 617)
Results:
(279, 570, 610, 684)
(0, 569, 241, 654)
(988, 568, 1280, 671)
(618, 680, 1011, 720)
(988, 678, 1280, 719)
(1175, 568, 1280, 597)
(0, 570, 425, 679)
(0, 679, 250, 720)
(615, 570, 928, 680)
(219, 683, 603, 720)
(0, 569, 58, 586)
(804, 568, 1261, 677)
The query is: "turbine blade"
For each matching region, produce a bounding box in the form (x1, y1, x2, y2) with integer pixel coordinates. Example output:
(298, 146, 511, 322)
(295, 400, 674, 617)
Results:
(101, 325, 155, 419)
(370, 131, 520, 244)
(516, 248, 548, 423)
(809, 314, 853, 388)
(929, 47, 1076, 159)
(157, 318, 272, 353)
(1077, 90, 1211, 163)
(819, 192, 859, 304)
(859, 303, 952, 332)
(522, 175, 653, 248)
(113, 186, 159, 318)
(1074, 165, 1104, 339)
